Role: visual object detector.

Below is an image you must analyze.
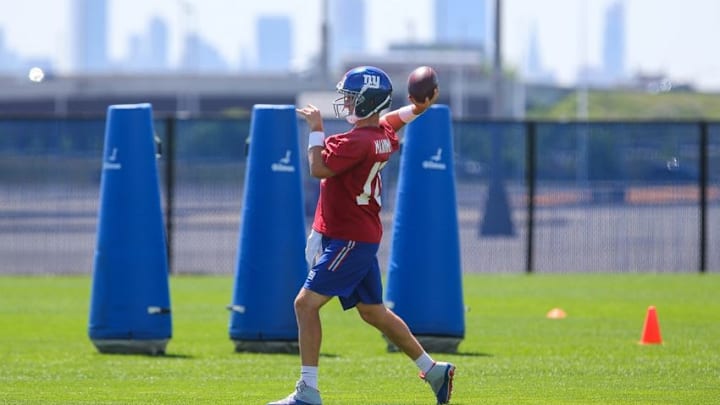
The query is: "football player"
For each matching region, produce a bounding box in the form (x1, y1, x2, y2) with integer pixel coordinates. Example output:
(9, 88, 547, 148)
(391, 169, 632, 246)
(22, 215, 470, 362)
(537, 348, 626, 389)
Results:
(268, 66, 454, 405)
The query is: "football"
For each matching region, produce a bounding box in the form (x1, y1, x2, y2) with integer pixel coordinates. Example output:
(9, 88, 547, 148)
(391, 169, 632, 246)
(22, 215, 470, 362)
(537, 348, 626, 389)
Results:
(407, 66, 438, 102)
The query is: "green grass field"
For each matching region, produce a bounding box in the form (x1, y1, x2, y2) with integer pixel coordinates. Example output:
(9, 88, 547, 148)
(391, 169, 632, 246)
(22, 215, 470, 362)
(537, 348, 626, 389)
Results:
(1, 273, 719, 404)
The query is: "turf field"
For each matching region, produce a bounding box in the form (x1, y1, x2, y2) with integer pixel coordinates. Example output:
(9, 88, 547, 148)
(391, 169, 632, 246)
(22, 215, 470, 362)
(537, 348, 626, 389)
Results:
(0, 273, 718, 404)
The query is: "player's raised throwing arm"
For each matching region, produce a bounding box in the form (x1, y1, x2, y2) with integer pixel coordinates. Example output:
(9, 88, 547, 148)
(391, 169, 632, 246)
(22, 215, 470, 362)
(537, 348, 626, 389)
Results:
(381, 87, 439, 132)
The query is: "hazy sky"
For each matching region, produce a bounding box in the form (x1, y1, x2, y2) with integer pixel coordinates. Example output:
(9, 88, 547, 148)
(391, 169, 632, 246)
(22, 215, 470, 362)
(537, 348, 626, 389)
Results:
(1, 0, 719, 90)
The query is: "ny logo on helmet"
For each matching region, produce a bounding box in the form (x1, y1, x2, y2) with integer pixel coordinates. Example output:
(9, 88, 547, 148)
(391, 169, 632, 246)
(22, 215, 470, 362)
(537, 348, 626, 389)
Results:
(363, 74, 380, 88)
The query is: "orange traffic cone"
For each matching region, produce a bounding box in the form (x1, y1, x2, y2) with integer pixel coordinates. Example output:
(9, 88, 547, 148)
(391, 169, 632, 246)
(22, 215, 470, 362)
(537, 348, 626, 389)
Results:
(546, 308, 567, 319)
(639, 305, 662, 344)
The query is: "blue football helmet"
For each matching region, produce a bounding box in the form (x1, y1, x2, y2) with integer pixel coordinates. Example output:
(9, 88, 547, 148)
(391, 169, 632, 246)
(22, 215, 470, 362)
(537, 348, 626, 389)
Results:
(333, 66, 393, 122)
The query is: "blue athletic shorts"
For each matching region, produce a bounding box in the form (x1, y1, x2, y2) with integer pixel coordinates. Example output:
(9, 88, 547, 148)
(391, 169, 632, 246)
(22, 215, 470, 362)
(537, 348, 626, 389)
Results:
(304, 236, 383, 310)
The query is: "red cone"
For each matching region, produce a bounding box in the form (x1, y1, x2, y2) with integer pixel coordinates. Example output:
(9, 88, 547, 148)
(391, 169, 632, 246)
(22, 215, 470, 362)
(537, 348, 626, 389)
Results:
(639, 306, 662, 345)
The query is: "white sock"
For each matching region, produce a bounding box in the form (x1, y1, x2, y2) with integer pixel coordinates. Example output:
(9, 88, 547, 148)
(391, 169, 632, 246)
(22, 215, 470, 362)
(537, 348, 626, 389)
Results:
(300, 365, 319, 389)
(414, 352, 435, 374)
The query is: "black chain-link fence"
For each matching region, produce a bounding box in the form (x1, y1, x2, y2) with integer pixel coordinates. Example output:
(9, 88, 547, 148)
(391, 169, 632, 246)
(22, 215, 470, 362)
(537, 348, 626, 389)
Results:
(1, 115, 717, 274)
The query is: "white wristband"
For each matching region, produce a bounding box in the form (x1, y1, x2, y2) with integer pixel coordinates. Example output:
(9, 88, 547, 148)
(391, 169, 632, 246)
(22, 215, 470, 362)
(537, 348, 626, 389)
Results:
(308, 131, 325, 149)
(398, 105, 418, 123)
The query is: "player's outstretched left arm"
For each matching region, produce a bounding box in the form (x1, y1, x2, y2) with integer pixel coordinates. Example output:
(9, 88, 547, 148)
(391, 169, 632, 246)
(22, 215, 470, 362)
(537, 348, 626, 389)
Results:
(381, 87, 439, 132)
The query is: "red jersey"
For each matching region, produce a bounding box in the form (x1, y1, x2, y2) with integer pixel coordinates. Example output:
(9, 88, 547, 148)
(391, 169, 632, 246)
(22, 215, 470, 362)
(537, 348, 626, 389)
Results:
(312, 121, 400, 243)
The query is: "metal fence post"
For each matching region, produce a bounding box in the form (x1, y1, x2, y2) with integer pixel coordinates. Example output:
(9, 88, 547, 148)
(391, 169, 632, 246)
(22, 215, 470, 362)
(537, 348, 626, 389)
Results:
(699, 121, 708, 273)
(525, 121, 536, 273)
(164, 116, 175, 274)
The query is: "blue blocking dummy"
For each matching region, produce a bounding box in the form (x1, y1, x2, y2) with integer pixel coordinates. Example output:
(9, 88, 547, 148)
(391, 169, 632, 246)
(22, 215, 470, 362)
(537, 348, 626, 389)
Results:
(89, 103, 172, 355)
(229, 105, 307, 353)
(386, 105, 465, 353)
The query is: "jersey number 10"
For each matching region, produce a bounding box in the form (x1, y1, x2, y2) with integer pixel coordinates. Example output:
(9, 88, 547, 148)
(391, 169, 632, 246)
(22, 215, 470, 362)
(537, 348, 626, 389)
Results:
(356, 161, 387, 206)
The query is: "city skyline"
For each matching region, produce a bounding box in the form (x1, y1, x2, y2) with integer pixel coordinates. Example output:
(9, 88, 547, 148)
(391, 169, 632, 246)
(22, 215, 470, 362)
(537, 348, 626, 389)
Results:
(0, 0, 719, 90)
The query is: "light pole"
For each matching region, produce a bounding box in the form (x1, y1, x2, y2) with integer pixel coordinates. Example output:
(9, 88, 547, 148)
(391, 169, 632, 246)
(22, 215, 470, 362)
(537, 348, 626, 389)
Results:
(577, 0, 590, 186)
(176, 0, 199, 114)
(319, 0, 330, 81)
(480, 0, 515, 237)
(492, 0, 503, 118)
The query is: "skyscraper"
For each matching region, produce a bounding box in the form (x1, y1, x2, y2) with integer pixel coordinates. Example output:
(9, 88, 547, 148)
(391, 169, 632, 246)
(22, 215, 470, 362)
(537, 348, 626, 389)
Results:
(0, 28, 20, 72)
(526, 23, 542, 78)
(147, 17, 169, 71)
(256, 15, 292, 72)
(603, 1, 626, 80)
(435, 0, 487, 47)
(329, 0, 365, 72)
(524, 22, 555, 84)
(125, 17, 169, 72)
(179, 33, 228, 72)
(72, 0, 108, 72)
